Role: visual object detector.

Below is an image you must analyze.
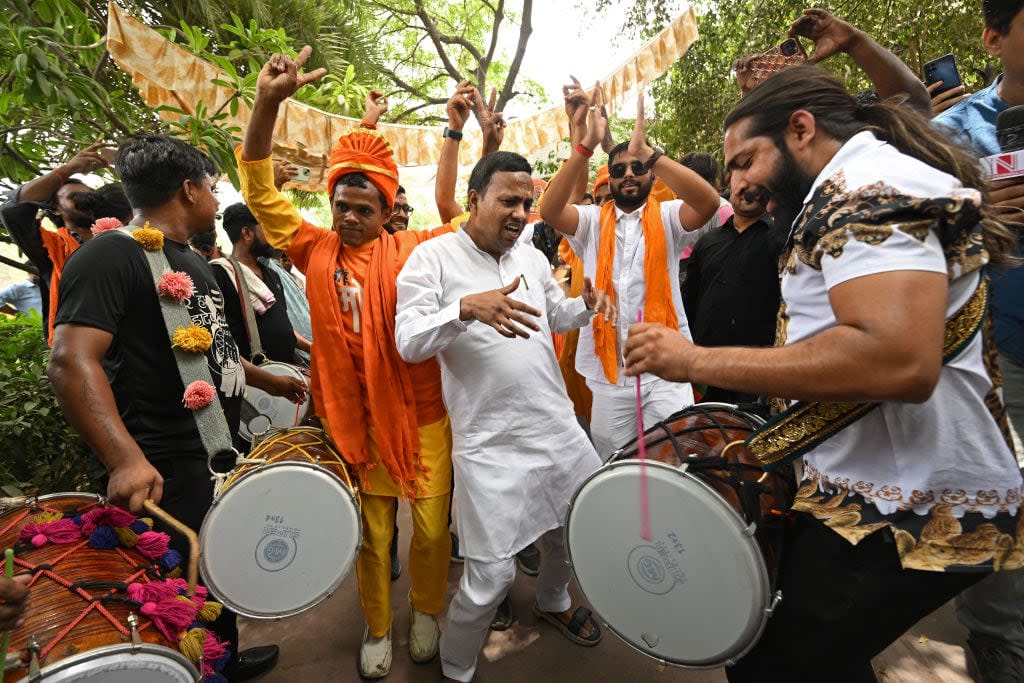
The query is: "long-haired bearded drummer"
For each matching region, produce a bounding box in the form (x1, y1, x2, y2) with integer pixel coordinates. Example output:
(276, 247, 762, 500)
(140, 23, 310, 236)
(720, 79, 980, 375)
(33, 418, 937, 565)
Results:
(238, 48, 454, 679)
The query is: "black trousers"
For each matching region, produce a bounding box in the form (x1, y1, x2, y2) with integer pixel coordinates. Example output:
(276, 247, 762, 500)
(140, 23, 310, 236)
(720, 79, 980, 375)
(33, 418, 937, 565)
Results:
(154, 457, 239, 658)
(727, 513, 983, 683)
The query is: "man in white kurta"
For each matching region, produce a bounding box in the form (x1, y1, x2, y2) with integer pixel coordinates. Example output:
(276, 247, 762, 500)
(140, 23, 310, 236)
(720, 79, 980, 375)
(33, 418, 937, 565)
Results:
(395, 151, 606, 682)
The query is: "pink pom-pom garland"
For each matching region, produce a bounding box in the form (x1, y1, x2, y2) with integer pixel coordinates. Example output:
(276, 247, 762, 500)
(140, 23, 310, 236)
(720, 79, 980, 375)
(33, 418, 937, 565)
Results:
(135, 530, 171, 560)
(157, 271, 195, 303)
(79, 507, 136, 535)
(182, 381, 216, 410)
(90, 217, 123, 235)
(19, 518, 81, 547)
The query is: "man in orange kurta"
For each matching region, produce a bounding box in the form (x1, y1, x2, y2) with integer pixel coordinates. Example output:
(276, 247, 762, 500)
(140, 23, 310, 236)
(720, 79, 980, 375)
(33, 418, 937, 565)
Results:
(238, 49, 452, 679)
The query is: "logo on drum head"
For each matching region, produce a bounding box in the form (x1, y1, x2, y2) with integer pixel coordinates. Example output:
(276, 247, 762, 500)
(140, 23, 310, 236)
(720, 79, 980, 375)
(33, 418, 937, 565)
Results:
(255, 534, 298, 572)
(627, 545, 676, 595)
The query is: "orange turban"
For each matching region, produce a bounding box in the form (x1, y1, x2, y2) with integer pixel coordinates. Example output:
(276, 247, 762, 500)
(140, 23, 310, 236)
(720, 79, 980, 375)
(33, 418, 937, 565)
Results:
(593, 165, 609, 193)
(326, 130, 399, 208)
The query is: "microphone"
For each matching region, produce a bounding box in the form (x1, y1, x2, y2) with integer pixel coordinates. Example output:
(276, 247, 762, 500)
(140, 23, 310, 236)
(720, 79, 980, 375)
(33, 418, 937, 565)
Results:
(997, 105, 1024, 153)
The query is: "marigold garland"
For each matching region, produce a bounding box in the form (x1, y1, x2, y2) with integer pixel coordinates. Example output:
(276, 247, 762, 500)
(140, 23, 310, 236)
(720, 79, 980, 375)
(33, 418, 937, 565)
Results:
(132, 222, 164, 251)
(157, 271, 195, 303)
(171, 324, 212, 353)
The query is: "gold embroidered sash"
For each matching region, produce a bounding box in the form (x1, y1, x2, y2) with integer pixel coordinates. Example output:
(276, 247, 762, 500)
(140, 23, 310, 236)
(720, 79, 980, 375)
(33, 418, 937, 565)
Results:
(748, 278, 990, 470)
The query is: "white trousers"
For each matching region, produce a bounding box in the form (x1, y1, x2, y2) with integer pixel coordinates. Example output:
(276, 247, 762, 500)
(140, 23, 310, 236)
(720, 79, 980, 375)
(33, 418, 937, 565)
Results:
(587, 377, 694, 461)
(440, 527, 572, 681)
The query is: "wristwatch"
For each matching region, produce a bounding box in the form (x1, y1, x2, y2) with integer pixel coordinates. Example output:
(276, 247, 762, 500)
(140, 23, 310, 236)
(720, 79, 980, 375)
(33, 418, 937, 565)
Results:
(443, 126, 463, 142)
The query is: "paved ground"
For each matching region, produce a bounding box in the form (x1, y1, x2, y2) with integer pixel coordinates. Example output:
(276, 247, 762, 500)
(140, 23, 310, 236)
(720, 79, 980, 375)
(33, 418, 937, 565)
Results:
(240, 504, 976, 682)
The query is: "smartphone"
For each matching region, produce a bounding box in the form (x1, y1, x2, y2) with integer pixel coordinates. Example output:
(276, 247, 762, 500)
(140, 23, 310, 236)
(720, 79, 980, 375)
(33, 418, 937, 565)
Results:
(923, 54, 963, 96)
(98, 146, 117, 165)
(747, 38, 808, 90)
(295, 166, 312, 183)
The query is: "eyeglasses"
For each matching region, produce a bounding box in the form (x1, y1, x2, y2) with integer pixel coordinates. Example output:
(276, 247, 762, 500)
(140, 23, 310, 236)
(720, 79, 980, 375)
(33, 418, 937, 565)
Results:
(609, 161, 648, 179)
(391, 204, 414, 215)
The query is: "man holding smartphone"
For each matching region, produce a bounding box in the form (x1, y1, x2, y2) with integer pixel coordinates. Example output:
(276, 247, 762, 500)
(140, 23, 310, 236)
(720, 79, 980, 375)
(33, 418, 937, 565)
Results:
(934, 1, 1024, 680)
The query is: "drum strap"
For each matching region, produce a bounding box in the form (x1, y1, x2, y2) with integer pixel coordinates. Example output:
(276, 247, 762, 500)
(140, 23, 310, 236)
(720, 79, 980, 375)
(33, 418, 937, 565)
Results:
(111, 229, 234, 458)
(227, 257, 266, 365)
(747, 277, 989, 471)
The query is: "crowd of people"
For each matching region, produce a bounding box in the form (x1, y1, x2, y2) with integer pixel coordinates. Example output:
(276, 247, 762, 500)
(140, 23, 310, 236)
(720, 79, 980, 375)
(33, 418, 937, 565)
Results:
(1, 2, 1023, 682)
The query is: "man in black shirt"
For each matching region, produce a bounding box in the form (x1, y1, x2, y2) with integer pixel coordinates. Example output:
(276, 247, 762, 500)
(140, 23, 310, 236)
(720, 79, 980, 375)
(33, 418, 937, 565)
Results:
(212, 203, 300, 363)
(47, 134, 304, 681)
(682, 190, 784, 404)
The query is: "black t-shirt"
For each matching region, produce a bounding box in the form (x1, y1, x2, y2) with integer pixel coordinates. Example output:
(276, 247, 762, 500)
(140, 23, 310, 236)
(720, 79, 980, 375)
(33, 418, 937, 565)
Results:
(212, 259, 296, 363)
(683, 216, 785, 349)
(55, 232, 244, 462)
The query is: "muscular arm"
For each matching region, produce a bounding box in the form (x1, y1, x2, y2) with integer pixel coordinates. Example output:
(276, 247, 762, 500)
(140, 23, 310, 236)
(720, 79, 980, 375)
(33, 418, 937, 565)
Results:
(626, 270, 947, 403)
(47, 323, 163, 512)
(540, 150, 586, 236)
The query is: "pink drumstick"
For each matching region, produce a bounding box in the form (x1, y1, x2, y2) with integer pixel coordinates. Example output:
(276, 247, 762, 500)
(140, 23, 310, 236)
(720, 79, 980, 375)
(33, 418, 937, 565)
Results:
(635, 309, 652, 541)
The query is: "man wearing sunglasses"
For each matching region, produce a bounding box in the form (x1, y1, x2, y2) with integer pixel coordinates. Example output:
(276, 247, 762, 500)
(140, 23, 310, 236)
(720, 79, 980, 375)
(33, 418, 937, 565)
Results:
(386, 185, 413, 233)
(541, 86, 721, 459)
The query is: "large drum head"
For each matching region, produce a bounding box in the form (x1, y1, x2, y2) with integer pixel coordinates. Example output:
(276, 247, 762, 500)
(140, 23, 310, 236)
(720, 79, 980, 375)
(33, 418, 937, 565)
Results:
(566, 461, 771, 668)
(238, 363, 309, 443)
(200, 462, 360, 618)
(21, 644, 198, 682)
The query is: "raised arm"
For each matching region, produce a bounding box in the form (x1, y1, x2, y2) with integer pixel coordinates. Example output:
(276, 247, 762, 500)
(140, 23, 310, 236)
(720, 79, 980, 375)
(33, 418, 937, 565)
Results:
(48, 324, 163, 513)
(435, 81, 475, 224)
(18, 143, 111, 203)
(790, 9, 931, 115)
(630, 93, 720, 230)
(540, 79, 606, 236)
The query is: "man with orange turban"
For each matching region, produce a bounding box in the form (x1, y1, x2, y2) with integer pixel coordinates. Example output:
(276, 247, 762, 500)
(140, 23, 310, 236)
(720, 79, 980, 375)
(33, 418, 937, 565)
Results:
(238, 48, 453, 679)
(591, 165, 611, 205)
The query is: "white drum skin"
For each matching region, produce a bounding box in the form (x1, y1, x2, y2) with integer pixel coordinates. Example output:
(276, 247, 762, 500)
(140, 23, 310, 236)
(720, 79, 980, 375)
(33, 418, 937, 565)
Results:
(238, 362, 310, 443)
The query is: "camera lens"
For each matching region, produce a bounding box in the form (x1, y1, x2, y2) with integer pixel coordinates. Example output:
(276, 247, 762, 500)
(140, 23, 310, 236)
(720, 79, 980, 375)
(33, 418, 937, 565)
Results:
(780, 39, 797, 57)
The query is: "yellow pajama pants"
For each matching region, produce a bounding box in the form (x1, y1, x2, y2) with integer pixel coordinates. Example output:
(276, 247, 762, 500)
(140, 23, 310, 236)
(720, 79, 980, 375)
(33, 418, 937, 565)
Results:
(355, 416, 453, 637)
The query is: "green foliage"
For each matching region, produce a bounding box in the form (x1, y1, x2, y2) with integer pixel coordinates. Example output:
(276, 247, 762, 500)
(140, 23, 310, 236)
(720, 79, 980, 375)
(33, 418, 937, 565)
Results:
(606, 0, 996, 161)
(0, 314, 100, 496)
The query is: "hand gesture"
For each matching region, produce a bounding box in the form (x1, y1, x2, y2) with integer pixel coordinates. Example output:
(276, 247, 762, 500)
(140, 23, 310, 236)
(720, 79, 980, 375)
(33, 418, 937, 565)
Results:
(459, 276, 542, 338)
(988, 179, 1024, 219)
(732, 54, 758, 96)
(256, 46, 327, 105)
(627, 90, 655, 160)
(624, 322, 696, 382)
(107, 458, 165, 514)
(0, 575, 29, 630)
(579, 82, 607, 152)
(265, 373, 308, 405)
(927, 81, 969, 117)
(65, 142, 113, 175)
(446, 79, 475, 132)
(476, 87, 506, 155)
(563, 75, 590, 143)
(788, 8, 858, 63)
(273, 160, 299, 189)
(581, 277, 617, 325)
(364, 89, 389, 124)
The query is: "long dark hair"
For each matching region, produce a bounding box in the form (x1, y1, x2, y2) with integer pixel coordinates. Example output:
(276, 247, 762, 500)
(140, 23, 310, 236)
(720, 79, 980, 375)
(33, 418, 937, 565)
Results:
(724, 65, 1018, 267)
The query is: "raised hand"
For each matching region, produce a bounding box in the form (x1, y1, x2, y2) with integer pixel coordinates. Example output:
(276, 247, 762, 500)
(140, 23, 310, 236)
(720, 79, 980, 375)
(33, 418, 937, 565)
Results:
(273, 160, 299, 189)
(446, 79, 475, 132)
(65, 142, 113, 175)
(563, 75, 590, 142)
(732, 54, 758, 96)
(459, 276, 542, 339)
(476, 87, 506, 155)
(582, 276, 617, 325)
(364, 89, 389, 124)
(580, 82, 607, 152)
(627, 90, 654, 160)
(255, 46, 327, 105)
(788, 8, 857, 63)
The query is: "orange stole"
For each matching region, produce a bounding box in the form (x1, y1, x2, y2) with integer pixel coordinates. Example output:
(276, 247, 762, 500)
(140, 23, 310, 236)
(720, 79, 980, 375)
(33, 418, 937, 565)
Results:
(291, 221, 451, 499)
(40, 228, 81, 345)
(593, 199, 678, 383)
(556, 240, 592, 420)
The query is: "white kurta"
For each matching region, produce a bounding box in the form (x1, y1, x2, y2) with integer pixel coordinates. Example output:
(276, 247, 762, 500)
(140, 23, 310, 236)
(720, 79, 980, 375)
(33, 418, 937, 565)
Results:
(395, 229, 602, 562)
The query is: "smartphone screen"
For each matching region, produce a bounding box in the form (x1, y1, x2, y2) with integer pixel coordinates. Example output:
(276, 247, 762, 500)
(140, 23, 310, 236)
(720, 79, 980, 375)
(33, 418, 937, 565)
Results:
(923, 54, 962, 95)
(295, 166, 312, 182)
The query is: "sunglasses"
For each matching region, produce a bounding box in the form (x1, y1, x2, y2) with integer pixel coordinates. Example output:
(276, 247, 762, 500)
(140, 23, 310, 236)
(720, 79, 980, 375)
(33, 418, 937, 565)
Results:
(392, 204, 414, 215)
(609, 161, 649, 179)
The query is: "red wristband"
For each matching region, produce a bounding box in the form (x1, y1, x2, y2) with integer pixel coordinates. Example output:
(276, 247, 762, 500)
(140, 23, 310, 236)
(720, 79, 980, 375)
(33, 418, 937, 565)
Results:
(360, 118, 378, 130)
(53, 166, 69, 183)
(574, 143, 594, 158)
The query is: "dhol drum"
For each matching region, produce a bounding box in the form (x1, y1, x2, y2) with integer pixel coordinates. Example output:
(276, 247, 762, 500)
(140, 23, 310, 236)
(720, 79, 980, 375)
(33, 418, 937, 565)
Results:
(0, 493, 199, 682)
(565, 403, 797, 668)
(200, 427, 361, 619)
(238, 362, 310, 443)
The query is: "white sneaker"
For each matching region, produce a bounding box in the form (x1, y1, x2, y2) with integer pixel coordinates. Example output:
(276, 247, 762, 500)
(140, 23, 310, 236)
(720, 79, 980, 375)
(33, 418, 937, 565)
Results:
(359, 625, 392, 679)
(408, 594, 441, 663)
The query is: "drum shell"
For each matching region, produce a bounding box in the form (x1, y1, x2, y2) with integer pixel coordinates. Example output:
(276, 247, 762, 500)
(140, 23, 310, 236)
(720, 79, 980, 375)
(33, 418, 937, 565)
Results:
(0, 493, 198, 683)
(224, 426, 353, 493)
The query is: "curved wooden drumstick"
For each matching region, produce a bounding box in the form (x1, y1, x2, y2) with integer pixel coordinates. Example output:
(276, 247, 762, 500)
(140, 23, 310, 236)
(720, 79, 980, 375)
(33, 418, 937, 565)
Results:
(143, 500, 199, 596)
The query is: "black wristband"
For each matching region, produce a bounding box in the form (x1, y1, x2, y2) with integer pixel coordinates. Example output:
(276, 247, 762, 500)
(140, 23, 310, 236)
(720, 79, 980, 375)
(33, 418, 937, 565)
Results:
(443, 126, 463, 142)
(643, 149, 663, 172)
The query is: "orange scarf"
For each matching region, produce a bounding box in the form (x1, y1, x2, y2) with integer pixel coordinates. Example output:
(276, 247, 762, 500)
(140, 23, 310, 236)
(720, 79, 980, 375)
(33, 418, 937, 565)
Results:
(40, 228, 81, 345)
(557, 239, 592, 419)
(593, 199, 678, 383)
(302, 228, 432, 499)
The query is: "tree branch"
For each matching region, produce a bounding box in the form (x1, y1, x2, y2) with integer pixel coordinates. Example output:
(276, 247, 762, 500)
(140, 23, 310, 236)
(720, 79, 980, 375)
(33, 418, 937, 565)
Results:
(0, 253, 34, 274)
(496, 0, 533, 111)
(411, 0, 466, 82)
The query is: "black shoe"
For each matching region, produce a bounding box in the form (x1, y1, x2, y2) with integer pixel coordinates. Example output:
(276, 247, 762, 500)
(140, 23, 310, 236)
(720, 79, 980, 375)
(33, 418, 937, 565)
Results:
(966, 631, 1024, 683)
(450, 531, 464, 564)
(225, 645, 280, 682)
(390, 536, 402, 582)
(516, 543, 540, 577)
(490, 594, 513, 631)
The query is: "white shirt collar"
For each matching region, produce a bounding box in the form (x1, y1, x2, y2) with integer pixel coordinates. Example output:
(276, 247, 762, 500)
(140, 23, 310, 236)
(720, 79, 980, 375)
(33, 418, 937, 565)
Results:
(801, 130, 887, 206)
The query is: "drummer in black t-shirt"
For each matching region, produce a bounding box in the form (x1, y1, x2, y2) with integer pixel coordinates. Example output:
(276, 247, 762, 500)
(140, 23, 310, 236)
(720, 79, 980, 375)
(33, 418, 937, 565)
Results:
(46, 134, 305, 682)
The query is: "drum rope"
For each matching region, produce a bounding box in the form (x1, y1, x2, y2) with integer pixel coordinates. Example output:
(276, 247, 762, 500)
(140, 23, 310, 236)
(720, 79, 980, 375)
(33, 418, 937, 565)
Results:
(634, 310, 652, 542)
